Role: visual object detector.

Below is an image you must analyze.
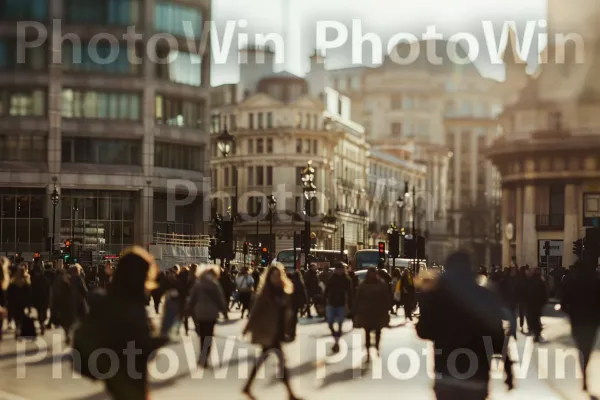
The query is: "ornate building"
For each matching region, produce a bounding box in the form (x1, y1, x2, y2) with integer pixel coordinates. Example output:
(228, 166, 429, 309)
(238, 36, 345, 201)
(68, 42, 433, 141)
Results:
(0, 0, 210, 258)
(488, 0, 600, 268)
(211, 47, 369, 255)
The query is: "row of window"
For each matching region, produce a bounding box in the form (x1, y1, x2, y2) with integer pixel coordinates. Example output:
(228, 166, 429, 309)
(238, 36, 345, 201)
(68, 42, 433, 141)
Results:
(62, 89, 140, 120)
(0, 0, 47, 20)
(65, 0, 140, 25)
(296, 139, 318, 155)
(62, 138, 141, 165)
(0, 89, 46, 117)
(154, 1, 203, 38)
(0, 136, 47, 162)
(211, 112, 324, 132)
(0, 41, 46, 71)
(155, 142, 204, 172)
(155, 95, 205, 128)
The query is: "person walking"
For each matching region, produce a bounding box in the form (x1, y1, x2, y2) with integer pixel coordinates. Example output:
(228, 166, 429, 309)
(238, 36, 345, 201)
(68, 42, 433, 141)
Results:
(188, 265, 228, 368)
(242, 263, 301, 400)
(289, 266, 307, 336)
(0, 257, 8, 341)
(6, 264, 31, 340)
(416, 252, 504, 400)
(391, 268, 402, 314)
(303, 263, 320, 318)
(516, 265, 529, 333)
(353, 267, 391, 363)
(401, 269, 416, 322)
(176, 267, 192, 335)
(235, 266, 255, 319)
(525, 267, 548, 342)
(30, 263, 51, 335)
(561, 260, 600, 392)
(324, 262, 353, 353)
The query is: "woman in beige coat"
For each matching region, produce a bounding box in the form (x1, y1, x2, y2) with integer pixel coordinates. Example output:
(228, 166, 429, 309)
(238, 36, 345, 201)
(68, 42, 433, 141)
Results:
(242, 263, 301, 400)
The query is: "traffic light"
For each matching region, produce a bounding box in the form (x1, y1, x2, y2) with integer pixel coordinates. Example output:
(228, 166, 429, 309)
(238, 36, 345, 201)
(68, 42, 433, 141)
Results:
(261, 247, 269, 265)
(388, 229, 400, 259)
(243, 242, 249, 255)
(378, 241, 386, 268)
(573, 238, 583, 258)
(208, 239, 217, 261)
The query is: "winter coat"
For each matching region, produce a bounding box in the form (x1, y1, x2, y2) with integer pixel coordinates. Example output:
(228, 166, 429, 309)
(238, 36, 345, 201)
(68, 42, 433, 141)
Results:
(6, 281, 30, 320)
(353, 280, 391, 330)
(243, 287, 293, 347)
(304, 269, 320, 297)
(499, 275, 519, 310)
(290, 272, 308, 309)
(188, 276, 228, 322)
(561, 267, 600, 327)
(30, 269, 51, 310)
(324, 273, 353, 308)
(525, 276, 548, 311)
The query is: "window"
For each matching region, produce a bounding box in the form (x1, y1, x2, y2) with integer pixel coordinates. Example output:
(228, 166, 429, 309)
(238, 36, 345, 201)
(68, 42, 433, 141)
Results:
(248, 113, 254, 129)
(296, 139, 302, 153)
(296, 167, 303, 185)
(62, 138, 141, 165)
(312, 139, 318, 155)
(63, 43, 138, 75)
(230, 114, 236, 130)
(549, 111, 563, 130)
(257, 112, 264, 129)
(247, 166, 254, 186)
(248, 139, 254, 154)
(65, 0, 140, 25)
(256, 138, 264, 154)
(155, 94, 204, 127)
(402, 96, 412, 109)
(266, 138, 273, 153)
(305, 113, 310, 129)
(62, 89, 141, 120)
(154, 1, 203, 38)
(1, 89, 46, 117)
(224, 167, 230, 187)
(0, 0, 47, 20)
(304, 139, 310, 154)
(157, 50, 201, 86)
(461, 100, 472, 116)
(0, 39, 46, 70)
(391, 95, 402, 110)
(153, 141, 204, 171)
(256, 166, 264, 186)
(267, 112, 273, 128)
(391, 122, 402, 137)
(266, 166, 273, 185)
(211, 114, 220, 133)
(296, 113, 302, 128)
(0, 135, 47, 161)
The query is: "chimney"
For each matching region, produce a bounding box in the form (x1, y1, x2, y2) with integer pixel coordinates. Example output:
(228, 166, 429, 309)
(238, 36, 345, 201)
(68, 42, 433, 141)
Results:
(238, 44, 275, 98)
(306, 49, 329, 97)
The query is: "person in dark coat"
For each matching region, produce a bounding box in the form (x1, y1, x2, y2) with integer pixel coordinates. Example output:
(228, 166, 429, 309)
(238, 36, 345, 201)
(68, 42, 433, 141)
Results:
(516, 265, 529, 332)
(176, 267, 191, 335)
(187, 265, 228, 368)
(242, 263, 300, 400)
(499, 267, 519, 339)
(353, 267, 391, 362)
(6, 264, 31, 340)
(150, 271, 166, 314)
(99, 246, 168, 400)
(324, 262, 353, 353)
(416, 252, 504, 400)
(30, 264, 51, 335)
(289, 268, 307, 337)
(70, 264, 89, 321)
(303, 263, 320, 318)
(400, 269, 416, 321)
(561, 261, 600, 392)
(52, 268, 75, 342)
(524, 267, 548, 342)
(219, 267, 235, 310)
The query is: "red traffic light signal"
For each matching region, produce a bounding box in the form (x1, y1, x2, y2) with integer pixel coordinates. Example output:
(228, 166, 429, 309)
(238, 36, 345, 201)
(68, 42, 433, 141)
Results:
(378, 241, 385, 254)
(262, 247, 268, 253)
(65, 240, 71, 247)
(33, 252, 40, 259)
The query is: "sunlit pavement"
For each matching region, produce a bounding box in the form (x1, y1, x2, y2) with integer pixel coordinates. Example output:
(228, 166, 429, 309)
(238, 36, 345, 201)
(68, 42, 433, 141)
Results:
(0, 305, 597, 400)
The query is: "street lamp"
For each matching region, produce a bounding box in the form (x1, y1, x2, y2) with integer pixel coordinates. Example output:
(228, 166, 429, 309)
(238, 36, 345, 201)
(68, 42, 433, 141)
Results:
(301, 161, 317, 270)
(50, 177, 59, 255)
(396, 181, 409, 231)
(268, 194, 277, 258)
(217, 126, 238, 253)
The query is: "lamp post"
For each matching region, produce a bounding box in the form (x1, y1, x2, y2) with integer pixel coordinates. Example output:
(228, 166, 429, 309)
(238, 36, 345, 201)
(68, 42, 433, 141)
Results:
(268, 194, 277, 259)
(217, 126, 237, 260)
(50, 177, 60, 255)
(301, 161, 317, 270)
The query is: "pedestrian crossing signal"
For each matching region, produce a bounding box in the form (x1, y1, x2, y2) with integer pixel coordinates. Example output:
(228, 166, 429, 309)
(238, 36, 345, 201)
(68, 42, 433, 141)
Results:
(261, 247, 269, 265)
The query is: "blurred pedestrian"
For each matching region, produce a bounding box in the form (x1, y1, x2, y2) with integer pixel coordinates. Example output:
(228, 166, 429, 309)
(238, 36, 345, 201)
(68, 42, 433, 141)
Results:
(242, 263, 300, 400)
(525, 267, 548, 342)
(401, 269, 416, 321)
(6, 264, 31, 340)
(235, 266, 255, 319)
(324, 262, 353, 353)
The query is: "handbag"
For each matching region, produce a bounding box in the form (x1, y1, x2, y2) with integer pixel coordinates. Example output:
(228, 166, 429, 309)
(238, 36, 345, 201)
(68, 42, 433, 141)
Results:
(20, 315, 37, 339)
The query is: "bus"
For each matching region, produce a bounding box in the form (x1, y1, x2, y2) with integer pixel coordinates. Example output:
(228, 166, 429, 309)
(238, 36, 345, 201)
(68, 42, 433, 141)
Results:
(352, 248, 427, 272)
(275, 249, 349, 271)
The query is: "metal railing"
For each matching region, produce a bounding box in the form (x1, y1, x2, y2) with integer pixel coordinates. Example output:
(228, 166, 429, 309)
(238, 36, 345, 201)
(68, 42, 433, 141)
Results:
(154, 233, 211, 247)
(535, 214, 565, 230)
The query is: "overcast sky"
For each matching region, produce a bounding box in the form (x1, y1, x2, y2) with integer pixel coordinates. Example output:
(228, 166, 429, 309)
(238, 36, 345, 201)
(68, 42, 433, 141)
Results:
(211, 0, 546, 85)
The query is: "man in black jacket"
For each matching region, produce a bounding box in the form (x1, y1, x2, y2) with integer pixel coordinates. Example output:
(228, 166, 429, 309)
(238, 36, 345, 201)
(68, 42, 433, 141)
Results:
(324, 262, 353, 353)
(303, 263, 320, 318)
(416, 252, 504, 400)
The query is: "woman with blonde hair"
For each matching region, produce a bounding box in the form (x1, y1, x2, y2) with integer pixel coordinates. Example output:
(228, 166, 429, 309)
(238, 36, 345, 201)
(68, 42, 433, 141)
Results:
(242, 263, 301, 400)
(7, 263, 31, 339)
(187, 264, 228, 368)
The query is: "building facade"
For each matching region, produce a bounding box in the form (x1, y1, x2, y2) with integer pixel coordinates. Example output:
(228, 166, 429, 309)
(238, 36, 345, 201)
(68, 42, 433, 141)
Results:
(306, 41, 524, 264)
(0, 0, 211, 257)
(488, 0, 600, 268)
(211, 48, 369, 256)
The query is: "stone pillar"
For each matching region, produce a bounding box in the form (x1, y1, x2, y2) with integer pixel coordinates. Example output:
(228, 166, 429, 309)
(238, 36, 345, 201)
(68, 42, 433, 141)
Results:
(470, 130, 478, 202)
(522, 185, 537, 266)
(515, 186, 523, 264)
(501, 187, 511, 267)
(142, 0, 156, 179)
(563, 184, 578, 267)
(48, 0, 63, 178)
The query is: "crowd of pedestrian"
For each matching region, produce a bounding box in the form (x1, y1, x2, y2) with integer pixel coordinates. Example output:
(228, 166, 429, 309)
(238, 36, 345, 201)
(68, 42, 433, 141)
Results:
(0, 251, 598, 400)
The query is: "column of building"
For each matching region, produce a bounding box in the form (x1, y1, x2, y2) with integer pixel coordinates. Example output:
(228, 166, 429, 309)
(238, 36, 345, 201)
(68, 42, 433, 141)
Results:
(522, 185, 537, 266)
(501, 187, 511, 266)
(563, 184, 579, 267)
(515, 186, 523, 264)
